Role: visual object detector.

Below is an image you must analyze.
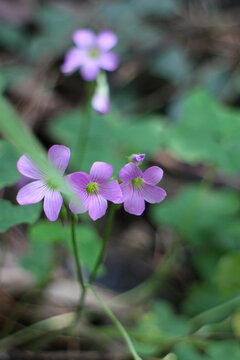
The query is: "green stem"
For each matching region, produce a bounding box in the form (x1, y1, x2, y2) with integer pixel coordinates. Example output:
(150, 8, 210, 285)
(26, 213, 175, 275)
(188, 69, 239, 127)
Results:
(77, 81, 95, 167)
(89, 285, 142, 360)
(70, 214, 85, 292)
(89, 203, 116, 285)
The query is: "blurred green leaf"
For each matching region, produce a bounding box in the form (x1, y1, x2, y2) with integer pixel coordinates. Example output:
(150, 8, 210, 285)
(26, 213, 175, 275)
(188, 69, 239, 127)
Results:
(135, 301, 191, 341)
(182, 284, 230, 317)
(29, 220, 103, 273)
(166, 88, 240, 173)
(206, 341, 240, 360)
(151, 185, 239, 243)
(0, 140, 20, 188)
(49, 108, 165, 173)
(20, 242, 52, 282)
(213, 253, 240, 295)
(0, 200, 41, 232)
(173, 343, 209, 360)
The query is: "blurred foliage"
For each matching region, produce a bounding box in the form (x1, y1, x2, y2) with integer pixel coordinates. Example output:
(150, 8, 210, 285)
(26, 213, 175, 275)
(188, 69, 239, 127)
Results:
(0, 140, 20, 188)
(0, 200, 41, 232)
(29, 220, 103, 274)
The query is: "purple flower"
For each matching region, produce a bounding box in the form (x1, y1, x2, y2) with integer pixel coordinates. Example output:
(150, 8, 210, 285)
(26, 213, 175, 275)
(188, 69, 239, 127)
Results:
(92, 93, 110, 114)
(131, 154, 145, 164)
(68, 162, 122, 221)
(119, 163, 167, 216)
(61, 29, 119, 81)
(16, 145, 70, 222)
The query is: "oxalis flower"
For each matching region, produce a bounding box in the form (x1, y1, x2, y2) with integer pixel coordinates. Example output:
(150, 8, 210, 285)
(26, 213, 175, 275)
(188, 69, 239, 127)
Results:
(61, 29, 119, 81)
(119, 163, 167, 216)
(16, 145, 70, 222)
(68, 162, 122, 221)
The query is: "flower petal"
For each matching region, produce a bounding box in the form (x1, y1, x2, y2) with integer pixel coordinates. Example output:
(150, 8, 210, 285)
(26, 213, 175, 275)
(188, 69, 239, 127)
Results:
(143, 166, 163, 185)
(43, 190, 63, 222)
(17, 155, 42, 179)
(90, 162, 113, 183)
(68, 172, 90, 195)
(73, 29, 96, 48)
(97, 30, 118, 51)
(91, 93, 110, 115)
(88, 194, 107, 221)
(69, 195, 88, 214)
(120, 182, 131, 201)
(80, 61, 100, 81)
(61, 48, 87, 74)
(124, 188, 145, 216)
(142, 184, 167, 204)
(99, 180, 122, 203)
(48, 145, 70, 174)
(99, 52, 119, 71)
(119, 163, 143, 182)
(17, 180, 47, 205)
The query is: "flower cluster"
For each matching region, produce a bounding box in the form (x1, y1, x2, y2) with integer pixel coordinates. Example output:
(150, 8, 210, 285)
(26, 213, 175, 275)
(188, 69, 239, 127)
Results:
(16, 145, 167, 221)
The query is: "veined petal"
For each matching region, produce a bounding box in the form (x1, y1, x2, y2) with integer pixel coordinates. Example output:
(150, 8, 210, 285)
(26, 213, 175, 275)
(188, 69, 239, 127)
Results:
(99, 52, 119, 71)
(143, 166, 163, 185)
(48, 145, 70, 174)
(124, 187, 145, 216)
(17, 155, 42, 180)
(43, 190, 63, 222)
(80, 61, 100, 81)
(61, 48, 87, 74)
(120, 182, 131, 202)
(142, 184, 167, 204)
(73, 29, 96, 48)
(97, 30, 118, 51)
(90, 162, 113, 183)
(68, 172, 90, 195)
(119, 163, 143, 182)
(88, 194, 107, 221)
(69, 194, 88, 214)
(17, 180, 47, 205)
(99, 180, 122, 203)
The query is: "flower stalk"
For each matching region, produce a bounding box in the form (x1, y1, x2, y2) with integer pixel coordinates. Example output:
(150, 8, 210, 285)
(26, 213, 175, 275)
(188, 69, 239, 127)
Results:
(89, 203, 116, 285)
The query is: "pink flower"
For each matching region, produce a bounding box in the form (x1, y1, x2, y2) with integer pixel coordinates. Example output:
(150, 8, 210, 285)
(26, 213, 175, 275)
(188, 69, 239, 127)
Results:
(61, 29, 119, 81)
(119, 163, 167, 216)
(91, 93, 110, 115)
(16, 145, 70, 222)
(68, 162, 122, 221)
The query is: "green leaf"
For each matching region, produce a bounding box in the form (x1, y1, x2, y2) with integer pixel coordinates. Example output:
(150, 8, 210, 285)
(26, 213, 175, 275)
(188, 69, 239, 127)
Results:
(135, 301, 191, 341)
(213, 253, 240, 295)
(20, 242, 52, 282)
(0, 140, 20, 188)
(49, 108, 165, 173)
(150, 185, 239, 243)
(173, 343, 209, 360)
(29, 220, 103, 273)
(166, 88, 240, 174)
(182, 284, 231, 317)
(0, 200, 41, 232)
(206, 341, 240, 360)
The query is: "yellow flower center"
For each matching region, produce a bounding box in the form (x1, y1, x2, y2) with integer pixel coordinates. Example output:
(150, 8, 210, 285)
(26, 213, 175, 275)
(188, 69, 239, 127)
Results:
(131, 177, 144, 188)
(86, 182, 99, 195)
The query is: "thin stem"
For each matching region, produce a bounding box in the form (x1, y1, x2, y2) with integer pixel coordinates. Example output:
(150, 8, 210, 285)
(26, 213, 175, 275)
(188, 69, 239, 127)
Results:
(89, 203, 116, 285)
(70, 214, 85, 291)
(77, 81, 95, 167)
(89, 285, 142, 360)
